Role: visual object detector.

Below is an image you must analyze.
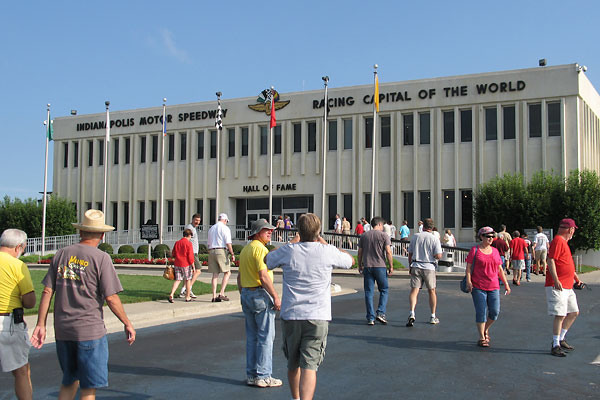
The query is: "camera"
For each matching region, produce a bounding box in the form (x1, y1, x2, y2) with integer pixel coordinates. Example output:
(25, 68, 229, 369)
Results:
(13, 307, 24, 324)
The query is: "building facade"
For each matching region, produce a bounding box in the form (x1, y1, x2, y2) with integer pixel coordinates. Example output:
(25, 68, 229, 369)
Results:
(53, 64, 600, 243)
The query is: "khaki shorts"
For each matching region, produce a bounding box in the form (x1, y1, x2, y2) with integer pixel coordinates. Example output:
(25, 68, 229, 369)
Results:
(282, 320, 328, 371)
(546, 287, 579, 316)
(208, 248, 230, 273)
(410, 267, 436, 290)
(193, 254, 202, 270)
(512, 259, 525, 271)
(535, 249, 547, 262)
(0, 316, 31, 372)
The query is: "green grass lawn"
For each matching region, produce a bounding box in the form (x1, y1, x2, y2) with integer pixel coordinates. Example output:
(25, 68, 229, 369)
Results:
(350, 256, 406, 269)
(26, 271, 237, 316)
(579, 265, 599, 274)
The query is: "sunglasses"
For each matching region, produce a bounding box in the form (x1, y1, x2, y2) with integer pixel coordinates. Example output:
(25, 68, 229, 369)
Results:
(483, 234, 494, 238)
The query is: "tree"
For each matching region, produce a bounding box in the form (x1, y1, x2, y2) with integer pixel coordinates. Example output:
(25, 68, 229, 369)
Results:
(0, 195, 76, 238)
(524, 170, 565, 230)
(563, 170, 600, 252)
(474, 173, 528, 233)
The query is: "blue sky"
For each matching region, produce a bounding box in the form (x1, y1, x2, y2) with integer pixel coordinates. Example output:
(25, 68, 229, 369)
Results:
(1, 0, 598, 200)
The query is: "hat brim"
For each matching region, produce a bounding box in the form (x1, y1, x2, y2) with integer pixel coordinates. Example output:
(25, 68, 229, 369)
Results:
(248, 225, 276, 238)
(72, 223, 115, 233)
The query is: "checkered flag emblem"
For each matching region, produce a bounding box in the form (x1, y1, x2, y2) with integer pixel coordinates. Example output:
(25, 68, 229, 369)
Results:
(215, 99, 223, 130)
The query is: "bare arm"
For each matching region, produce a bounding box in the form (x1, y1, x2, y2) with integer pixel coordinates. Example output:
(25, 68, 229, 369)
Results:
(105, 293, 136, 345)
(258, 269, 281, 311)
(226, 243, 236, 262)
(31, 286, 54, 349)
(357, 248, 364, 274)
(434, 252, 442, 260)
(547, 258, 562, 290)
(237, 273, 242, 294)
(21, 291, 36, 309)
(385, 245, 394, 275)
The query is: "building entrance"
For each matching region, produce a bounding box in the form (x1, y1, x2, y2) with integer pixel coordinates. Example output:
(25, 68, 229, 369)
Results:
(236, 195, 314, 230)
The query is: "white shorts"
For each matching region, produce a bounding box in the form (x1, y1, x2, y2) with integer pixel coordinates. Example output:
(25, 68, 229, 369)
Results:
(0, 315, 31, 372)
(546, 287, 579, 317)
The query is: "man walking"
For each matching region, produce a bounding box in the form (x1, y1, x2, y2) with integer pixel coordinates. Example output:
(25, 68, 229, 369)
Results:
(533, 226, 550, 275)
(238, 219, 282, 388)
(207, 213, 236, 302)
(31, 210, 135, 400)
(0, 229, 36, 400)
(181, 213, 202, 298)
(406, 218, 442, 326)
(546, 218, 584, 357)
(497, 225, 512, 275)
(358, 217, 394, 325)
(509, 230, 528, 286)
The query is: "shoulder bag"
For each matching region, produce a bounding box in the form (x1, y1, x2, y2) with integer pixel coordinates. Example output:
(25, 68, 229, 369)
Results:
(460, 246, 478, 293)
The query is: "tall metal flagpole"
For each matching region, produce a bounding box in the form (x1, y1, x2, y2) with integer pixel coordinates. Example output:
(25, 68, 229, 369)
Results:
(370, 65, 378, 221)
(268, 87, 274, 224)
(41, 104, 51, 257)
(215, 92, 222, 224)
(320, 76, 329, 234)
(103, 101, 110, 217)
(159, 98, 166, 243)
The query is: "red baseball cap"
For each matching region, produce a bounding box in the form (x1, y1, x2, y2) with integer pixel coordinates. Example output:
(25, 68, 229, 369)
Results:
(559, 218, 578, 229)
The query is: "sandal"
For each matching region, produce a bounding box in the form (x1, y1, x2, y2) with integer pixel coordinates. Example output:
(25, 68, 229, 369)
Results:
(218, 294, 230, 301)
(477, 339, 490, 347)
(168, 296, 174, 303)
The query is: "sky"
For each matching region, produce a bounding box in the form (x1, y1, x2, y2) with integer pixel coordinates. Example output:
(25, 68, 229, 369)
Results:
(1, 0, 599, 200)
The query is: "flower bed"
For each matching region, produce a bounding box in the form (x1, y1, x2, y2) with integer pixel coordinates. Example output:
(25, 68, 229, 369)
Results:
(32, 258, 241, 267)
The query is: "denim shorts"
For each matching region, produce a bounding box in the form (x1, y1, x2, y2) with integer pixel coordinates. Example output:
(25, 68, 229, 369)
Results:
(56, 336, 109, 388)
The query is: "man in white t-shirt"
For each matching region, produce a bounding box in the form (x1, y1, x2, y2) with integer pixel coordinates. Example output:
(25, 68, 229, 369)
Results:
(207, 213, 236, 302)
(334, 214, 342, 233)
(362, 217, 372, 232)
(533, 226, 550, 275)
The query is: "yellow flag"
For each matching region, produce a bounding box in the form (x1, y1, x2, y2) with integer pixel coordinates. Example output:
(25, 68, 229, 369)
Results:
(374, 74, 379, 113)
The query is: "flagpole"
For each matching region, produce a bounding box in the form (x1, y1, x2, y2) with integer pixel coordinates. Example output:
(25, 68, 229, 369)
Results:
(41, 104, 51, 257)
(103, 101, 110, 217)
(215, 92, 222, 224)
(370, 64, 378, 221)
(268, 87, 275, 225)
(159, 98, 166, 243)
(320, 76, 329, 234)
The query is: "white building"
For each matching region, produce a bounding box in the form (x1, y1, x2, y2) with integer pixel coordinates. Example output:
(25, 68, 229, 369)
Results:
(52, 63, 600, 243)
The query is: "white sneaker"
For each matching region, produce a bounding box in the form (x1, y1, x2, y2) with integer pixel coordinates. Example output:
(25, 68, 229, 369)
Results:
(429, 316, 440, 324)
(255, 377, 283, 388)
(189, 290, 197, 299)
(246, 377, 257, 386)
(179, 291, 185, 298)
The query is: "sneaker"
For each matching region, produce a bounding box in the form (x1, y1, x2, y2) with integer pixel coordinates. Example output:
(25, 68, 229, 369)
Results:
(560, 340, 574, 351)
(376, 314, 388, 324)
(179, 291, 186, 298)
(246, 377, 257, 386)
(551, 345, 567, 357)
(367, 320, 375, 326)
(189, 291, 197, 299)
(255, 377, 283, 388)
(429, 316, 440, 324)
(406, 316, 415, 327)
(526, 278, 531, 282)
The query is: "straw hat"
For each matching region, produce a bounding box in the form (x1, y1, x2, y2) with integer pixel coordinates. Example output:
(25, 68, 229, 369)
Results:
(72, 209, 115, 232)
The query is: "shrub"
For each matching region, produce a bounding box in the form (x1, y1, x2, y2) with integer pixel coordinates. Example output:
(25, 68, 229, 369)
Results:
(137, 244, 152, 254)
(118, 245, 135, 254)
(198, 244, 208, 254)
(98, 243, 113, 254)
(152, 244, 171, 258)
(111, 253, 148, 260)
(197, 254, 209, 262)
(232, 244, 244, 254)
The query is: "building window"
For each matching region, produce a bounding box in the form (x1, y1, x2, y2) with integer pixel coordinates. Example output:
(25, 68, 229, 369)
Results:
(179, 199, 186, 225)
(293, 123, 302, 152)
(364, 193, 371, 220)
(328, 120, 337, 150)
(443, 111, 454, 143)
(461, 190, 473, 228)
(503, 105, 516, 140)
(138, 201, 145, 226)
(151, 135, 158, 162)
(241, 127, 248, 156)
(210, 130, 217, 159)
(403, 192, 414, 229)
(209, 199, 216, 225)
(328, 194, 337, 230)
(167, 200, 173, 226)
(308, 122, 316, 152)
(123, 202, 129, 231)
(197, 131, 204, 159)
(548, 102, 561, 136)
(113, 138, 119, 164)
(112, 202, 118, 229)
(443, 190, 455, 228)
(140, 136, 146, 164)
(63, 142, 68, 168)
(125, 138, 130, 164)
(260, 126, 268, 155)
(419, 112, 430, 145)
(85, 202, 92, 211)
(196, 199, 203, 219)
(98, 140, 104, 166)
(73, 141, 79, 167)
(403, 113, 414, 145)
(274, 125, 281, 154)
(96, 202, 103, 213)
(529, 103, 542, 138)
(485, 108, 497, 141)
(180, 132, 187, 161)
(380, 116, 391, 147)
(365, 117, 373, 148)
(150, 200, 157, 223)
(88, 140, 93, 166)
(343, 194, 353, 227)
(168, 133, 175, 161)
(381, 192, 391, 223)
(419, 191, 431, 221)
(343, 119, 352, 150)
(228, 128, 235, 157)
(460, 109, 472, 142)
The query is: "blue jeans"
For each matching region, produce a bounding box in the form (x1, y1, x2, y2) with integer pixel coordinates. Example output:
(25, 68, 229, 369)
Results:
(56, 336, 109, 388)
(471, 288, 500, 323)
(363, 267, 389, 321)
(241, 288, 276, 379)
(524, 254, 531, 280)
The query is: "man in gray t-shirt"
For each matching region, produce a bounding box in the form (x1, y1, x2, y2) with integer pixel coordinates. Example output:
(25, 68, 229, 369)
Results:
(406, 218, 442, 327)
(358, 217, 394, 325)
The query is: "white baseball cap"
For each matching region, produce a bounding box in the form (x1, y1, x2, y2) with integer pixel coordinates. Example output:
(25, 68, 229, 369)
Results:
(218, 213, 229, 221)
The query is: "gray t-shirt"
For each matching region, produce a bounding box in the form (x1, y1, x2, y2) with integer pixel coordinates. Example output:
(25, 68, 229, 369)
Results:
(185, 223, 199, 253)
(266, 242, 353, 321)
(358, 230, 391, 268)
(43, 243, 123, 341)
(408, 231, 442, 270)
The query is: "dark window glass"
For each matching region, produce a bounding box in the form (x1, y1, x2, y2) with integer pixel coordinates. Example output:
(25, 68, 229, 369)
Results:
(328, 195, 337, 230)
(381, 116, 391, 147)
(167, 200, 173, 226)
(209, 199, 216, 225)
(274, 125, 281, 154)
(196, 199, 203, 219)
(419, 113, 430, 144)
(73, 141, 79, 167)
(197, 131, 204, 159)
(308, 122, 316, 152)
(98, 140, 104, 166)
(548, 102, 561, 136)
(485, 108, 497, 141)
(381, 192, 391, 222)
(293, 123, 302, 152)
(113, 138, 119, 164)
(179, 200, 186, 225)
(138, 201, 145, 227)
(343, 194, 353, 226)
(364, 193, 371, 220)
(420, 191, 431, 220)
(97, 202, 103, 213)
(460, 109, 472, 142)
(88, 140, 93, 166)
(228, 128, 235, 157)
(328, 120, 337, 150)
(260, 126, 268, 155)
(180, 133, 187, 161)
(125, 138, 130, 164)
(403, 192, 414, 229)
(123, 202, 129, 231)
(503, 106, 516, 140)
(403, 114, 414, 145)
(443, 111, 455, 143)
(140, 136, 146, 163)
(529, 103, 542, 138)
(443, 190, 455, 228)
(150, 201, 157, 223)
(151, 135, 158, 162)
(241, 127, 248, 156)
(365, 117, 373, 148)
(168, 134, 175, 161)
(343, 119, 352, 150)
(85, 202, 92, 211)
(112, 202, 118, 229)
(461, 190, 473, 228)
(63, 142, 68, 168)
(210, 130, 216, 158)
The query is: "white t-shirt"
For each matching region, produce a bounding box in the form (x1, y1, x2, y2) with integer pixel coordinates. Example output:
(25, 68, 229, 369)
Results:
(390, 225, 397, 239)
(383, 224, 392, 237)
(266, 242, 353, 321)
(408, 231, 442, 271)
(185, 223, 199, 253)
(534, 232, 549, 251)
(207, 222, 232, 249)
(363, 223, 372, 232)
(334, 218, 342, 232)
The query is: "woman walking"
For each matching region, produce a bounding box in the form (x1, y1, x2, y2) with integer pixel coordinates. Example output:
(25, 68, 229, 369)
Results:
(169, 229, 195, 303)
(464, 227, 511, 347)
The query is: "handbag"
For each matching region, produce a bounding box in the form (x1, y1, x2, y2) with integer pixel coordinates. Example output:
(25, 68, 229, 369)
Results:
(460, 247, 478, 293)
(163, 265, 175, 280)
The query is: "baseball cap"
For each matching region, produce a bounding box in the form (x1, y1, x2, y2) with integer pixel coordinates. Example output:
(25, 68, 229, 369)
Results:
(218, 213, 229, 221)
(559, 218, 578, 229)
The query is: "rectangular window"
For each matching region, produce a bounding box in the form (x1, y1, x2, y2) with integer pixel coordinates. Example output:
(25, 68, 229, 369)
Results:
(443, 111, 455, 143)
(328, 120, 337, 150)
(98, 140, 104, 166)
(529, 103, 542, 138)
(180, 132, 187, 161)
(460, 109, 472, 142)
(403, 113, 414, 145)
(140, 136, 146, 164)
(138, 201, 145, 227)
(308, 122, 316, 152)
(381, 116, 391, 147)
(88, 140, 93, 166)
(381, 192, 391, 223)
(210, 130, 217, 158)
(343, 194, 353, 227)
(63, 142, 68, 168)
(241, 127, 248, 156)
(197, 131, 204, 159)
(364, 193, 371, 220)
(503, 105, 516, 140)
(179, 199, 186, 225)
(419, 112, 430, 145)
(403, 192, 414, 229)
(167, 200, 173, 226)
(151, 135, 158, 162)
(419, 191, 431, 221)
(97, 202, 103, 213)
(343, 119, 352, 150)
(548, 102, 561, 136)
(485, 108, 497, 141)
(328, 194, 337, 230)
(209, 199, 216, 225)
(461, 190, 473, 228)
(260, 126, 268, 155)
(228, 128, 235, 157)
(274, 125, 281, 154)
(365, 117, 373, 148)
(123, 202, 129, 231)
(112, 202, 118, 229)
(73, 141, 79, 167)
(293, 123, 302, 152)
(85, 202, 92, 211)
(443, 190, 455, 228)
(125, 138, 130, 164)
(168, 133, 175, 161)
(113, 138, 119, 164)
(150, 200, 157, 223)
(196, 199, 203, 220)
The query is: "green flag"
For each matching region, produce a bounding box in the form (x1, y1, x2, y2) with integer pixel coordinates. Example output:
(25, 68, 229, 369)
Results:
(47, 117, 53, 141)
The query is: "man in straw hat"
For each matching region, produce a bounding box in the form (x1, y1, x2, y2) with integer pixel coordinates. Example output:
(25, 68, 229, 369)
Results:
(237, 219, 283, 388)
(31, 209, 136, 399)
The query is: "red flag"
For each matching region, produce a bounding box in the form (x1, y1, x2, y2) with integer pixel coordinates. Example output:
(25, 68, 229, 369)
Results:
(270, 97, 276, 128)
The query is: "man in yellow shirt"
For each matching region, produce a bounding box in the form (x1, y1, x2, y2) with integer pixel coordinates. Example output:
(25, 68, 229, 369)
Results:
(237, 219, 282, 388)
(0, 229, 36, 400)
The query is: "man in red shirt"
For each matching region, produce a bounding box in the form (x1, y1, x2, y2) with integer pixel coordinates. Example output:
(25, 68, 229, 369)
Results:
(545, 218, 584, 357)
(509, 230, 528, 286)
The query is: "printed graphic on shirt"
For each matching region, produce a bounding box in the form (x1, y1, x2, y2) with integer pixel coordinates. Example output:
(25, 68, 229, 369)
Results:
(57, 255, 89, 281)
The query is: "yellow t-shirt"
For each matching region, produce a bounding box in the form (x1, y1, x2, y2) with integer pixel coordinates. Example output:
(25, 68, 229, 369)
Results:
(0, 252, 35, 313)
(239, 240, 273, 288)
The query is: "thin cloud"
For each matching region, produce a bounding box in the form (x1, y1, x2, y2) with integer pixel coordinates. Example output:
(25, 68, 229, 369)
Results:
(157, 28, 190, 64)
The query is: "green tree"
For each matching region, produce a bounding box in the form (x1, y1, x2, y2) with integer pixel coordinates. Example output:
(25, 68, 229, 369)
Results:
(0, 195, 76, 238)
(474, 173, 527, 233)
(44, 196, 77, 237)
(563, 170, 600, 252)
(524, 170, 565, 230)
